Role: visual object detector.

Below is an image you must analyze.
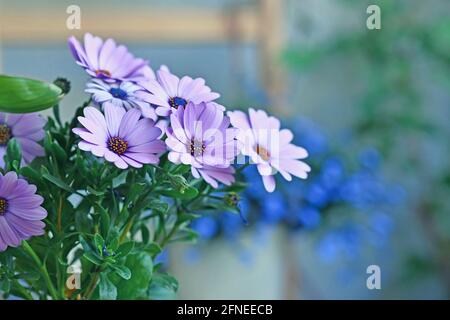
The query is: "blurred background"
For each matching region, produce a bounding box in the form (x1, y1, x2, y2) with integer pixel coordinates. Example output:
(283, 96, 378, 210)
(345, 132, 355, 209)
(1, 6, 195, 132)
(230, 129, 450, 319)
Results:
(0, 0, 449, 299)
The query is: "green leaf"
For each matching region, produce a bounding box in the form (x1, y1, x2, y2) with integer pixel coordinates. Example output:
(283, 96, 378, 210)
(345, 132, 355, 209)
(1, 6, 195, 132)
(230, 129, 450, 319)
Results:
(148, 199, 169, 214)
(99, 209, 111, 239)
(171, 228, 198, 244)
(115, 241, 134, 258)
(4, 138, 22, 172)
(99, 272, 117, 300)
(94, 234, 105, 253)
(6, 138, 22, 163)
(110, 264, 131, 280)
(20, 166, 41, 182)
(1, 279, 11, 293)
(177, 212, 200, 225)
(83, 252, 103, 266)
(87, 186, 104, 196)
(148, 272, 178, 300)
(41, 167, 74, 192)
(140, 225, 150, 244)
(108, 234, 119, 252)
(112, 171, 128, 188)
(0, 75, 63, 113)
(124, 183, 146, 206)
(51, 140, 67, 163)
(142, 243, 162, 257)
(113, 252, 153, 299)
(159, 186, 198, 200)
(221, 182, 247, 193)
(171, 164, 191, 175)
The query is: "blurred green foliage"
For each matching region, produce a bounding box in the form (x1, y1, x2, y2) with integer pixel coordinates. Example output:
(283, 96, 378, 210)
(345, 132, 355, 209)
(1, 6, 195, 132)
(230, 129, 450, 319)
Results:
(283, 0, 450, 296)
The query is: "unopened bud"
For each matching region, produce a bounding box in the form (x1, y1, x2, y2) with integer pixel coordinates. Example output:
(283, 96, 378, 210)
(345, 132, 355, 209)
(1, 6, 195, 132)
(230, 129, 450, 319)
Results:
(53, 77, 71, 95)
(225, 192, 240, 207)
(169, 174, 190, 194)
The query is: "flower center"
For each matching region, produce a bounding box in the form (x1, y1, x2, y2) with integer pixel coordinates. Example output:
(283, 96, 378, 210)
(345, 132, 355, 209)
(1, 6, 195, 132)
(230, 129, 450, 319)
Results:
(169, 96, 188, 109)
(109, 88, 128, 100)
(95, 69, 112, 78)
(0, 124, 11, 145)
(190, 139, 205, 157)
(108, 137, 128, 155)
(0, 198, 8, 215)
(255, 144, 270, 161)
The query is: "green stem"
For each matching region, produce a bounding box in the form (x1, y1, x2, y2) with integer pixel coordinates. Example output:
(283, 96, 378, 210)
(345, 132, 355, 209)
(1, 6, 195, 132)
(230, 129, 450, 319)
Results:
(12, 279, 34, 300)
(84, 267, 101, 300)
(158, 206, 182, 248)
(22, 240, 59, 300)
(57, 196, 63, 233)
(119, 215, 136, 243)
(159, 223, 180, 248)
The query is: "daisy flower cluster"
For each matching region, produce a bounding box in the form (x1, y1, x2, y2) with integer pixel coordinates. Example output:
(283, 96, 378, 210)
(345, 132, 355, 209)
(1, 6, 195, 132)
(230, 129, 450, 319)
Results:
(0, 32, 314, 301)
(0, 113, 47, 250)
(70, 33, 311, 192)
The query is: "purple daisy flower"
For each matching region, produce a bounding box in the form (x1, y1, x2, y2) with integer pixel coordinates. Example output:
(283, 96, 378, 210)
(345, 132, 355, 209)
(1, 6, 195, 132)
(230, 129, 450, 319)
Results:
(138, 67, 221, 117)
(166, 102, 238, 188)
(72, 103, 166, 169)
(68, 33, 155, 83)
(0, 112, 46, 167)
(228, 108, 311, 192)
(86, 79, 157, 120)
(192, 165, 236, 188)
(0, 172, 47, 251)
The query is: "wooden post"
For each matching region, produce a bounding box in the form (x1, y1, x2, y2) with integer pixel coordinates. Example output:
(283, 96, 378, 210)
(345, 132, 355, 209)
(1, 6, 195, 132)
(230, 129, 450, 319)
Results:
(259, 0, 287, 114)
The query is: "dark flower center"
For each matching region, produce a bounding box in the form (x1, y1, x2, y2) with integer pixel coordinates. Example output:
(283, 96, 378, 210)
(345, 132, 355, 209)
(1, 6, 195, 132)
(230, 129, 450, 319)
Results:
(0, 198, 8, 215)
(95, 69, 112, 78)
(108, 137, 128, 155)
(109, 88, 128, 100)
(255, 144, 270, 161)
(0, 124, 11, 145)
(190, 139, 205, 157)
(169, 96, 188, 109)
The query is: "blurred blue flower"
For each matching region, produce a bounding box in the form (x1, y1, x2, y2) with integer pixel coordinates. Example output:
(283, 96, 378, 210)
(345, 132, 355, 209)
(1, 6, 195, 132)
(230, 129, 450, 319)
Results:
(243, 166, 266, 200)
(293, 119, 328, 156)
(369, 212, 394, 246)
(261, 192, 287, 224)
(316, 224, 362, 262)
(221, 212, 245, 240)
(182, 118, 404, 269)
(239, 197, 250, 225)
(319, 157, 344, 190)
(191, 216, 219, 240)
(297, 206, 321, 229)
(305, 181, 329, 208)
(316, 233, 339, 262)
(359, 147, 382, 171)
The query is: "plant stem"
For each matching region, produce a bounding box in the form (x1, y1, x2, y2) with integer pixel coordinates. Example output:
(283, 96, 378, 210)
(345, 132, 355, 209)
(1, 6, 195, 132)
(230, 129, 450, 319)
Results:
(159, 223, 180, 248)
(12, 279, 34, 300)
(159, 208, 182, 248)
(57, 196, 63, 233)
(119, 215, 136, 244)
(84, 268, 101, 300)
(22, 240, 59, 300)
